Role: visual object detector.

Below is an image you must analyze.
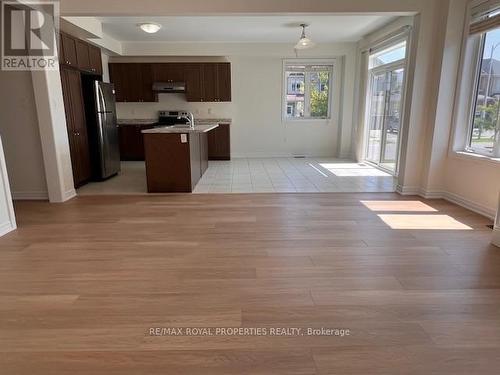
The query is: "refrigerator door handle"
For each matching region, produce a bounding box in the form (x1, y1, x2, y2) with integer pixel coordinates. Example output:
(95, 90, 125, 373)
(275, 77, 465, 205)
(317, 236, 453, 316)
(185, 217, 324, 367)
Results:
(95, 81, 110, 113)
(96, 112, 107, 174)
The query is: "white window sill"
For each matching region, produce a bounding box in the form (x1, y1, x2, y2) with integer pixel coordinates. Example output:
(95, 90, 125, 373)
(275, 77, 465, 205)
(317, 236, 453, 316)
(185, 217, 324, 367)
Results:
(452, 151, 500, 166)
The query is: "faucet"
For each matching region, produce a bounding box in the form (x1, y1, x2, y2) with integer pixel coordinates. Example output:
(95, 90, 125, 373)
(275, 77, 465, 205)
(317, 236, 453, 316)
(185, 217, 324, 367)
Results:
(178, 112, 195, 129)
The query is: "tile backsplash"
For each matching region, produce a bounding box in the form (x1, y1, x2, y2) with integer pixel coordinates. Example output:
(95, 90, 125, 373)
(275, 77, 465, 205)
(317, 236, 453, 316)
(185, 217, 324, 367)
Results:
(115, 93, 233, 119)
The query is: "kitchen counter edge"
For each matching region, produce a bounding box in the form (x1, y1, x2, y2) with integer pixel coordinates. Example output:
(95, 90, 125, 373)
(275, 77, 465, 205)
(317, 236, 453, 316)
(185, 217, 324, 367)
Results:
(141, 124, 219, 134)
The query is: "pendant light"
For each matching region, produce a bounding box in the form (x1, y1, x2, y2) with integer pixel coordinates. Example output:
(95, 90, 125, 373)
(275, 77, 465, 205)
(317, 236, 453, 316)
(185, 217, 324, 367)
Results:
(294, 24, 315, 50)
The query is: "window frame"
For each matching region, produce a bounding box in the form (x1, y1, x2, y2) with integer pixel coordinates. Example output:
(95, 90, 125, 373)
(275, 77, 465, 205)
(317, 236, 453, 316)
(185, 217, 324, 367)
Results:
(282, 59, 336, 122)
(451, 0, 500, 160)
(466, 29, 500, 156)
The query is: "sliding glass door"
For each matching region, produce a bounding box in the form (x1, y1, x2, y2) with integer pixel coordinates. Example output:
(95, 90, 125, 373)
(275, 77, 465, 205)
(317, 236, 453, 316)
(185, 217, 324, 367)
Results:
(365, 40, 408, 175)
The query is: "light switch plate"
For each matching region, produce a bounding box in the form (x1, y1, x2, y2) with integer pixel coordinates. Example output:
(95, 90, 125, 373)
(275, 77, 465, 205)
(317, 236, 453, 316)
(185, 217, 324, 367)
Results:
(180, 134, 188, 143)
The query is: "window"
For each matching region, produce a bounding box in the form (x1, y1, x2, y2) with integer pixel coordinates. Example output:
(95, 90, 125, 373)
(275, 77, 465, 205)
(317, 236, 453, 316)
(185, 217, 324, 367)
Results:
(284, 63, 333, 120)
(369, 41, 407, 69)
(466, 2, 500, 157)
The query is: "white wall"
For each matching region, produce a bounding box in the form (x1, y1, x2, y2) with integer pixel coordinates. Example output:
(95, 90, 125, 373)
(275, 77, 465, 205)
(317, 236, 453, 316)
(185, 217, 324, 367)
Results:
(353, 0, 500, 219)
(0, 70, 48, 199)
(0, 136, 16, 237)
(113, 43, 357, 158)
(420, 0, 500, 218)
(101, 52, 110, 83)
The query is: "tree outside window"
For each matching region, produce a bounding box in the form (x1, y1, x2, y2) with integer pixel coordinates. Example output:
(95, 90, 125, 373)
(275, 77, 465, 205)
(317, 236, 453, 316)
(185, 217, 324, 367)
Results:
(284, 64, 332, 120)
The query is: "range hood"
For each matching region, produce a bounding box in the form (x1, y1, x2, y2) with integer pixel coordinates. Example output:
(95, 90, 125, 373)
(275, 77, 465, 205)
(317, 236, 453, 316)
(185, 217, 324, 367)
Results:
(152, 82, 186, 93)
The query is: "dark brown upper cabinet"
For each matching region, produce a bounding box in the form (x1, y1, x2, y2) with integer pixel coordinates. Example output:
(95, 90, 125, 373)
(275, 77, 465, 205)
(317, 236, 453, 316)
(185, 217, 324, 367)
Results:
(139, 64, 155, 102)
(60, 32, 102, 75)
(60, 32, 78, 67)
(152, 63, 184, 82)
(185, 63, 231, 102)
(184, 63, 203, 102)
(76, 39, 91, 72)
(201, 63, 218, 102)
(109, 63, 155, 103)
(108, 62, 231, 103)
(216, 63, 232, 102)
(88, 45, 103, 75)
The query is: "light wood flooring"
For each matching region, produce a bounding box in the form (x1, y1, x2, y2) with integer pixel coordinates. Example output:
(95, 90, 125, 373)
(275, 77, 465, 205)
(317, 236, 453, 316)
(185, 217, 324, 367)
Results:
(0, 193, 499, 374)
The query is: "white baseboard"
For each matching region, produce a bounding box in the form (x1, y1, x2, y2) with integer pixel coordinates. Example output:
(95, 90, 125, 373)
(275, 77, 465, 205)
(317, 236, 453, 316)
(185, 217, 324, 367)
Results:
(231, 152, 337, 159)
(12, 190, 49, 200)
(441, 191, 496, 220)
(231, 152, 292, 158)
(397, 185, 496, 220)
(12, 189, 76, 202)
(61, 188, 77, 202)
(0, 221, 16, 237)
(396, 184, 421, 195)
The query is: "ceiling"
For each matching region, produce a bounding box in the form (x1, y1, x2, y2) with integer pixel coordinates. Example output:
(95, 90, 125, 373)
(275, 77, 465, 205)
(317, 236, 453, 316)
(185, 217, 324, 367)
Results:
(98, 15, 398, 43)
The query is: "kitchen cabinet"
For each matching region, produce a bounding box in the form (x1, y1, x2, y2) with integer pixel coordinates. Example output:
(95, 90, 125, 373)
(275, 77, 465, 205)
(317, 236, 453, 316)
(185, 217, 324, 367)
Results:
(152, 63, 184, 82)
(76, 39, 91, 72)
(60, 67, 92, 187)
(201, 63, 218, 102)
(60, 32, 78, 67)
(118, 124, 154, 160)
(60, 32, 102, 75)
(185, 63, 231, 102)
(88, 45, 103, 75)
(108, 62, 231, 103)
(109, 63, 155, 102)
(207, 123, 230, 160)
(184, 63, 203, 102)
(216, 63, 232, 102)
(143, 131, 209, 193)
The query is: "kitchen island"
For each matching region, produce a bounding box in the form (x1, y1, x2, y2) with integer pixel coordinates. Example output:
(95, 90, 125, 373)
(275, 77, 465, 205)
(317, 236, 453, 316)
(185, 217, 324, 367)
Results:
(142, 125, 218, 193)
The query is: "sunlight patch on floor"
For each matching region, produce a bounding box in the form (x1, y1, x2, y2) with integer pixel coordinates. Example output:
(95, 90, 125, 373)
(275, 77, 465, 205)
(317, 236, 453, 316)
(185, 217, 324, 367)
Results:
(361, 200, 438, 212)
(378, 214, 473, 230)
(319, 163, 392, 177)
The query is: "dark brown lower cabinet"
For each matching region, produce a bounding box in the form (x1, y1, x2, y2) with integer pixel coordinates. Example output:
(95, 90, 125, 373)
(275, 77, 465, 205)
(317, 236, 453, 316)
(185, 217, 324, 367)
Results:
(60, 67, 92, 187)
(207, 123, 230, 160)
(144, 132, 208, 193)
(118, 124, 154, 160)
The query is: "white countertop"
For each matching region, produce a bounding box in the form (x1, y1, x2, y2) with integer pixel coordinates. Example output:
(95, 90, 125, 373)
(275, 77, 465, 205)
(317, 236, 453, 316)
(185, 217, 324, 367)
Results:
(142, 124, 219, 134)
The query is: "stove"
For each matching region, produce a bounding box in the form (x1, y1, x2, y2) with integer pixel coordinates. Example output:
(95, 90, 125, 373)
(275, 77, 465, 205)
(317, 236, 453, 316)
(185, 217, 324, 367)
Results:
(156, 110, 192, 126)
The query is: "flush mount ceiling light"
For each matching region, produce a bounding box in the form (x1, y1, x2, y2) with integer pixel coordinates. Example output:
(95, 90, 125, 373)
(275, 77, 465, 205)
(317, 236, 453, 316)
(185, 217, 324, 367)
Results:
(138, 23, 162, 34)
(294, 23, 315, 50)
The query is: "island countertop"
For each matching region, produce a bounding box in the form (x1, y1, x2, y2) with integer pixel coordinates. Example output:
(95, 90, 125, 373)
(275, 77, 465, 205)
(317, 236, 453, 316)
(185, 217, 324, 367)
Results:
(141, 124, 219, 134)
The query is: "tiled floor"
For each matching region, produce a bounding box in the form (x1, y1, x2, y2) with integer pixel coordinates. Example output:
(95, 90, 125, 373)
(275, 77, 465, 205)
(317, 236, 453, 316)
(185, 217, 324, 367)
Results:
(77, 161, 148, 195)
(77, 158, 397, 195)
(194, 158, 396, 193)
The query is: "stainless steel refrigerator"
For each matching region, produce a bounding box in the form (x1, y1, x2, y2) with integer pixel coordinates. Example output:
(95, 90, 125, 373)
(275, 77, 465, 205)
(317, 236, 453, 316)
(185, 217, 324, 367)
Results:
(84, 80, 121, 180)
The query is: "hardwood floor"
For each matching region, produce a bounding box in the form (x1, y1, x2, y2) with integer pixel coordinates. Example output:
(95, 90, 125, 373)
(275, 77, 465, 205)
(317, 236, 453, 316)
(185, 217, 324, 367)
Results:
(0, 193, 498, 374)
